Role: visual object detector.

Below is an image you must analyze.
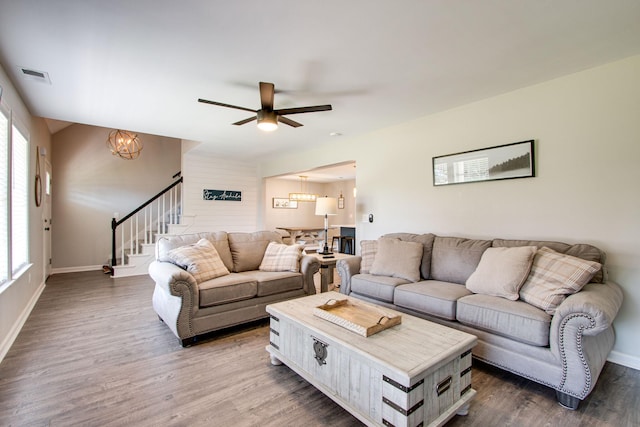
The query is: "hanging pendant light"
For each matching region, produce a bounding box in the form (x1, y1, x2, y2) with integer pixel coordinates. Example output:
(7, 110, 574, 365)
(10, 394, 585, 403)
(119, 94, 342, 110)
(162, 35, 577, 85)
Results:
(289, 176, 318, 202)
(107, 129, 143, 160)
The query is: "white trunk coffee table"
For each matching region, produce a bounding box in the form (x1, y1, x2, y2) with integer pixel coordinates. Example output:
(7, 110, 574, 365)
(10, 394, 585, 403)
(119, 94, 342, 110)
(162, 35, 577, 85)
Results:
(266, 292, 477, 427)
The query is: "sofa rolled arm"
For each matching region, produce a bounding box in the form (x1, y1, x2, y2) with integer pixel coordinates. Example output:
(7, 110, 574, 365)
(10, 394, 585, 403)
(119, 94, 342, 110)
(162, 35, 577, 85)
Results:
(549, 280, 623, 400)
(554, 281, 623, 337)
(149, 260, 200, 340)
(336, 256, 362, 295)
(149, 261, 199, 304)
(300, 255, 321, 295)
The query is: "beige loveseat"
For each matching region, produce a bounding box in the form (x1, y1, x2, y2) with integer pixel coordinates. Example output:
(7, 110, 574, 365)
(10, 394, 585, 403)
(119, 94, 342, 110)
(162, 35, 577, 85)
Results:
(337, 233, 623, 409)
(149, 231, 320, 346)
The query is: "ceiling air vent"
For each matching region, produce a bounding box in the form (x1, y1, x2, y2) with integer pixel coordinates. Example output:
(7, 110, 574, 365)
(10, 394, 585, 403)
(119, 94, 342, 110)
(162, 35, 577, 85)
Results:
(19, 67, 51, 84)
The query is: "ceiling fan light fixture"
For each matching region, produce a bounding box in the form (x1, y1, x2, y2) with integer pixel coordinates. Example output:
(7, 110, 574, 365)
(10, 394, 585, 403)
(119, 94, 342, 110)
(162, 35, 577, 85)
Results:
(257, 110, 278, 132)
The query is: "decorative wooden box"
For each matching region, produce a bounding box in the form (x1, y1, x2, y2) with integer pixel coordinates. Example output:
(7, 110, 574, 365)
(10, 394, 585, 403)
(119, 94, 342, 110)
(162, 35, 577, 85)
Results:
(267, 292, 477, 427)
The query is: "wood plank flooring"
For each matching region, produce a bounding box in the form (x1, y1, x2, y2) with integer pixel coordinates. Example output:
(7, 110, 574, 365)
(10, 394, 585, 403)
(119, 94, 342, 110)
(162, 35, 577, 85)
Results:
(0, 271, 638, 426)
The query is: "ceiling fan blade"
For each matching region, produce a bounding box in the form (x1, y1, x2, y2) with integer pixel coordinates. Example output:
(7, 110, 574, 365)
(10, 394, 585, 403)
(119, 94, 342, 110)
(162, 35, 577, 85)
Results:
(278, 116, 303, 128)
(275, 105, 332, 115)
(259, 82, 275, 110)
(233, 116, 257, 126)
(198, 98, 256, 113)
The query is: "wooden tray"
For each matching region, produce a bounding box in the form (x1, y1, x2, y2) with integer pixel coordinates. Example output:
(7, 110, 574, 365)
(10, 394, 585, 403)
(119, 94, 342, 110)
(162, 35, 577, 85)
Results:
(313, 298, 401, 337)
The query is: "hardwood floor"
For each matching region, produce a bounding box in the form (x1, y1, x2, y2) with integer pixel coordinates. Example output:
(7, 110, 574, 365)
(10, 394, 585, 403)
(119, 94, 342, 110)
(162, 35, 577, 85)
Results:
(0, 271, 638, 426)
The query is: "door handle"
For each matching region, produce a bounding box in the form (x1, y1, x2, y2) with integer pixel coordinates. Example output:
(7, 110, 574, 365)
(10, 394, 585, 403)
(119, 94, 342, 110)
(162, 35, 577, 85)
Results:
(44, 227, 50, 231)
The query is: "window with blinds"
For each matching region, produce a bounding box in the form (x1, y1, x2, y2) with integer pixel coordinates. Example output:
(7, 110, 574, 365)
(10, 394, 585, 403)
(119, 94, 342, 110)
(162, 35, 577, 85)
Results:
(0, 106, 30, 286)
(0, 108, 8, 284)
(11, 124, 28, 273)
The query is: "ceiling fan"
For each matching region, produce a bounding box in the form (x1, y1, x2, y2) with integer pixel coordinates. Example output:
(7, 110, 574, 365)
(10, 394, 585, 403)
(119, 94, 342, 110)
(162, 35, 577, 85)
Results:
(198, 82, 332, 131)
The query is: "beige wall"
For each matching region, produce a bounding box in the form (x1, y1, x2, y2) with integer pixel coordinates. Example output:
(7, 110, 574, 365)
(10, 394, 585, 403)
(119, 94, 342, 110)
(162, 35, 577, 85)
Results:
(0, 64, 52, 360)
(51, 124, 181, 270)
(260, 55, 640, 369)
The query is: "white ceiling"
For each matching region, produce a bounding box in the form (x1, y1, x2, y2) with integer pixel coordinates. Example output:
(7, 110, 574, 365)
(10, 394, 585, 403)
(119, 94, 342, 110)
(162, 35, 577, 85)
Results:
(2, 1, 640, 168)
(276, 161, 356, 183)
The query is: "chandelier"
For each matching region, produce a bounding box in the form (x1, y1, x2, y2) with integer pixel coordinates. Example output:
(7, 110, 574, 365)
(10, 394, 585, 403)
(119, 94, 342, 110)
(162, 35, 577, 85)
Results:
(107, 129, 143, 160)
(289, 176, 317, 202)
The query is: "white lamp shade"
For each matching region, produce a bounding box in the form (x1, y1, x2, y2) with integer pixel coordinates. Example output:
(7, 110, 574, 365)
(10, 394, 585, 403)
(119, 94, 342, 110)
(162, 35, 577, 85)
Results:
(315, 197, 338, 216)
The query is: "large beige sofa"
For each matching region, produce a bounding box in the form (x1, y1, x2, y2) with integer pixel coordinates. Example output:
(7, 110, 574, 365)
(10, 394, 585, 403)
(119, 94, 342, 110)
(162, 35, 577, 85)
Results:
(337, 233, 623, 409)
(149, 231, 320, 346)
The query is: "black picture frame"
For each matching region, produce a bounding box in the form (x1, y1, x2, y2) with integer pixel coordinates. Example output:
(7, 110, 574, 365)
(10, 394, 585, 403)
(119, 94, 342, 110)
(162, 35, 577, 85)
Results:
(433, 140, 535, 186)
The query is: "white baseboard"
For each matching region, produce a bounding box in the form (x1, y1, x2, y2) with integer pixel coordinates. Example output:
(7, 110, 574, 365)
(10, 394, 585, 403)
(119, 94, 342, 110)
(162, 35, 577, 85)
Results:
(51, 265, 103, 275)
(0, 280, 46, 363)
(608, 350, 640, 371)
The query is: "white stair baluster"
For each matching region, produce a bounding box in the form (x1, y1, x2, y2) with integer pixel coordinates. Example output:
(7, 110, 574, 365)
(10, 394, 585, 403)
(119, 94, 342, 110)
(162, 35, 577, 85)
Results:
(170, 186, 174, 224)
(121, 226, 124, 266)
(162, 193, 166, 234)
(144, 207, 148, 244)
(173, 186, 177, 223)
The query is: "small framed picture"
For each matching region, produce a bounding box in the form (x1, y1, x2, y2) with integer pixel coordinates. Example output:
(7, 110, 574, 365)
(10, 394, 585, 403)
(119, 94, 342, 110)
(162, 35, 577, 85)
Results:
(273, 197, 298, 209)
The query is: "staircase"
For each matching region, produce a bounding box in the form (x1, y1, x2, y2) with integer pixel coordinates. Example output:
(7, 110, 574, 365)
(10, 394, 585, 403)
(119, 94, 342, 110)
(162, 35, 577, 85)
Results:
(110, 175, 186, 278)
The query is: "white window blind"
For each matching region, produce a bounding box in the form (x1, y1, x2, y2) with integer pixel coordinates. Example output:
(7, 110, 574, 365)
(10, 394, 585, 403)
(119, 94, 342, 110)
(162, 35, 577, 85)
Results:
(11, 124, 28, 273)
(0, 108, 8, 284)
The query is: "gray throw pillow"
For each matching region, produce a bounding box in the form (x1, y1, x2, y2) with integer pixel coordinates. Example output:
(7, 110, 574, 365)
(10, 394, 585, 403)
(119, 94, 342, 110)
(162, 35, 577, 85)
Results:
(370, 238, 423, 283)
(465, 246, 537, 300)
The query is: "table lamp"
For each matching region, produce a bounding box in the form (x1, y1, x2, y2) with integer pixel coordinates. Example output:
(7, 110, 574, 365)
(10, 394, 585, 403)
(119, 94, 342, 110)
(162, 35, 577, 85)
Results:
(315, 196, 337, 255)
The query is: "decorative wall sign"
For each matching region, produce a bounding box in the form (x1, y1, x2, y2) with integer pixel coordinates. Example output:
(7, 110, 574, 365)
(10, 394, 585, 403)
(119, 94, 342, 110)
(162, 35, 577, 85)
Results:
(203, 189, 242, 201)
(272, 197, 298, 209)
(433, 140, 535, 186)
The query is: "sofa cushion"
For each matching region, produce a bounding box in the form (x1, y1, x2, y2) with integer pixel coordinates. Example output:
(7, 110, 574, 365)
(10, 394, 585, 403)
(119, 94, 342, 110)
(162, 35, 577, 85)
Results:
(456, 294, 552, 346)
(166, 239, 230, 284)
(492, 238, 606, 283)
(247, 270, 303, 297)
(519, 247, 602, 315)
(360, 240, 378, 274)
(157, 231, 234, 271)
(394, 281, 473, 320)
(228, 231, 283, 272)
(259, 242, 303, 272)
(351, 273, 410, 303)
(382, 233, 436, 279)
(370, 238, 423, 282)
(465, 246, 537, 300)
(430, 236, 492, 284)
(198, 273, 258, 307)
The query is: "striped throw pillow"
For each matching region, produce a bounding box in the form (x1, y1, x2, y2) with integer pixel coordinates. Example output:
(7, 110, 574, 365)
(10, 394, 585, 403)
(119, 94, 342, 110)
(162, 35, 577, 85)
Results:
(259, 242, 303, 272)
(167, 239, 230, 283)
(360, 240, 378, 274)
(519, 246, 601, 314)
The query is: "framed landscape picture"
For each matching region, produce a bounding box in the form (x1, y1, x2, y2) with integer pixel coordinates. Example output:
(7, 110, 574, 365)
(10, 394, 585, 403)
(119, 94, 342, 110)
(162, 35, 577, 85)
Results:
(433, 140, 535, 186)
(272, 198, 298, 209)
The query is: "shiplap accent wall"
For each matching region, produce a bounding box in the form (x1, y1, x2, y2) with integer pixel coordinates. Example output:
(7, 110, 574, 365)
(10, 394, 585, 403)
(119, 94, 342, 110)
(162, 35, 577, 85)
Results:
(181, 149, 259, 232)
